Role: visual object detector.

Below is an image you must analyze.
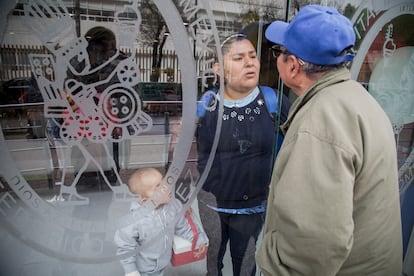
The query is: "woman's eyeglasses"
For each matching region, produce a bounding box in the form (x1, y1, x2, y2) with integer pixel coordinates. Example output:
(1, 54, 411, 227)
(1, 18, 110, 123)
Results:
(271, 45, 289, 59)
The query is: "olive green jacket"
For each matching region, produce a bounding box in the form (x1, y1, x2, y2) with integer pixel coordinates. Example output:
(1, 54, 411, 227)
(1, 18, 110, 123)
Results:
(256, 68, 402, 276)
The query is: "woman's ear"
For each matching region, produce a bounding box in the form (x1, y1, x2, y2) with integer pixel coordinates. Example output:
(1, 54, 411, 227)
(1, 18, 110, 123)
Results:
(213, 62, 220, 77)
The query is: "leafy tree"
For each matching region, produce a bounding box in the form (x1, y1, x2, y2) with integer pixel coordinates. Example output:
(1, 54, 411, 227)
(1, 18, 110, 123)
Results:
(343, 3, 356, 19)
(139, 0, 169, 81)
(291, 0, 342, 17)
(239, 0, 285, 27)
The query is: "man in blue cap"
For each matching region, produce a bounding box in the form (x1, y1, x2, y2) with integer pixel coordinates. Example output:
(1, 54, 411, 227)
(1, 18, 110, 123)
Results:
(256, 4, 402, 276)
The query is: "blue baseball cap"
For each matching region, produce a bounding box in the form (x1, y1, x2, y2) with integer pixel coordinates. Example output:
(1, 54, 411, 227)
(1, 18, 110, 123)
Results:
(265, 5, 355, 65)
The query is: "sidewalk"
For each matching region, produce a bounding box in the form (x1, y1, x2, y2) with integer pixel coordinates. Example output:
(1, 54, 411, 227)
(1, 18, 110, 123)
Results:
(0, 189, 264, 276)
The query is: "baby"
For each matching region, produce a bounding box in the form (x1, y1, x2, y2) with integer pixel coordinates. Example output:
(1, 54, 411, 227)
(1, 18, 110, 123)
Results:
(114, 167, 208, 276)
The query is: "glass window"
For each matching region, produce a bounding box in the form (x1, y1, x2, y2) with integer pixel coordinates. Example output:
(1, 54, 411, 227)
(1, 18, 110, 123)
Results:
(0, 1, 412, 275)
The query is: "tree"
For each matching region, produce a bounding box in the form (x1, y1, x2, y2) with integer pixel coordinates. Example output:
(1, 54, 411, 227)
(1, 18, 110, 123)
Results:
(139, 0, 169, 81)
(138, 0, 187, 82)
(239, 0, 285, 27)
(291, 0, 342, 15)
(343, 3, 356, 19)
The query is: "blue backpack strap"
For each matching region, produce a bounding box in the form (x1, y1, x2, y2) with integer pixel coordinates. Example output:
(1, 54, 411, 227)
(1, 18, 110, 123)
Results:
(259, 86, 284, 161)
(197, 87, 218, 118)
(197, 86, 286, 169)
(198, 86, 280, 119)
(260, 86, 278, 119)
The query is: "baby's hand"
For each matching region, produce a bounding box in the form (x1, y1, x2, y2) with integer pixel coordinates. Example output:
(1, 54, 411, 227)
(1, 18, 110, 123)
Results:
(125, 271, 141, 276)
(194, 244, 208, 258)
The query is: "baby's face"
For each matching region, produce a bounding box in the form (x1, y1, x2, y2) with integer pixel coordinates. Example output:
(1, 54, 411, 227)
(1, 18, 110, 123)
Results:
(146, 182, 173, 207)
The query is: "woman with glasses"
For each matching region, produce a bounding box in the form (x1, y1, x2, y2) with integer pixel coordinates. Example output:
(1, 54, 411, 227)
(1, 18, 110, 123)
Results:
(196, 34, 290, 276)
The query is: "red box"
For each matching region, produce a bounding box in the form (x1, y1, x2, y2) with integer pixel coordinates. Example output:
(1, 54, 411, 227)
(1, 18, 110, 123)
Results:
(171, 210, 207, 267)
(171, 242, 207, 267)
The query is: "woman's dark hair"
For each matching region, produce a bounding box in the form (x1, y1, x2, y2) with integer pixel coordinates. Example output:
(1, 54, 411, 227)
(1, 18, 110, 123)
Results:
(220, 33, 248, 56)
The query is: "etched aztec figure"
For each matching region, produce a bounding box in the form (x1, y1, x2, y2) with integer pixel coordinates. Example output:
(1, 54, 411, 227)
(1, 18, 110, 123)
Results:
(22, 0, 153, 205)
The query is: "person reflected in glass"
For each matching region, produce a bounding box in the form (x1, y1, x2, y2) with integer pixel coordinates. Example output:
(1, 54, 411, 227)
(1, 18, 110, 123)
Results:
(196, 34, 290, 276)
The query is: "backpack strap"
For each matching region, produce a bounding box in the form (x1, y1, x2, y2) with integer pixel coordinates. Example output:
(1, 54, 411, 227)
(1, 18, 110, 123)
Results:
(259, 86, 278, 119)
(197, 86, 279, 119)
(196, 86, 287, 170)
(196, 87, 217, 118)
(259, 86, 284, 164)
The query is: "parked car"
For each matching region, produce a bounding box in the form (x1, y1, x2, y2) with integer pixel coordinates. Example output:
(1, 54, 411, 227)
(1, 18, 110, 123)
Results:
(0, 77, 46, 138)
(0, 77, 43, 105)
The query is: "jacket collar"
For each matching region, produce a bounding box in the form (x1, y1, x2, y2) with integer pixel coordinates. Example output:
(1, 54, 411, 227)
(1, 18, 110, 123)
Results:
(280, 67, 351, 135)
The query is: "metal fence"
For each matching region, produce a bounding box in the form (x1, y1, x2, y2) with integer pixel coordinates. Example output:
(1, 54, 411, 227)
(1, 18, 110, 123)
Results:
(0, 45, 213, 83)
(1, 45, 47, 81)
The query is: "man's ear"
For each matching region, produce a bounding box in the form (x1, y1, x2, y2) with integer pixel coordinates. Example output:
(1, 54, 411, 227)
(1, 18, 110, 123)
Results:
(287, 55, 301, 74)
(293, 56, 304, 71)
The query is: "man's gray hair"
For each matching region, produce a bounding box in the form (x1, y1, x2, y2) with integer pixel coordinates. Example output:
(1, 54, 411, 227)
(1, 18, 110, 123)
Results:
(301, 62, 350, 76)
